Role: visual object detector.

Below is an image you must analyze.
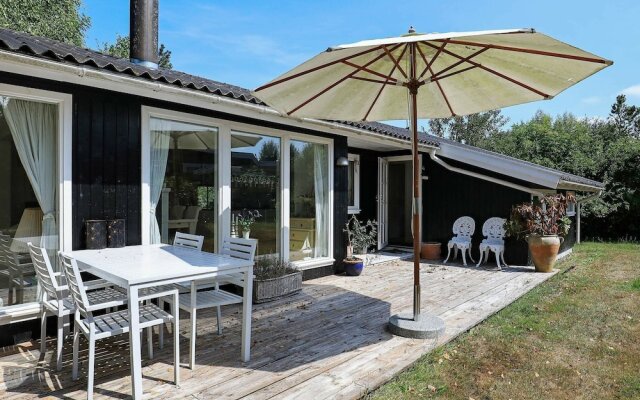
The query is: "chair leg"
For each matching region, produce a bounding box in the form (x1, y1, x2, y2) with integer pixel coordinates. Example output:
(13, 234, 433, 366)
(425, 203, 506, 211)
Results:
(494, 250, 502, 271)
(56, 315, 64, 371)
(501, 251, 509, 268)
(189, 308, 196, 370)
(484, 250, 490, 263)
(87, 334, 95, 400)
(453, 246, 459, 261)
(467, 248, 476, 264)
(216, 306, 223, 335)
(72, 330, 80, 380)
(461, 247, 468, 266)
(173, 294, 180, 386)
(147, 327, 153, 359)
(158, 300, 165, 350)
(40, 310, 47, 355)
(476, 249, 484, 268)
(443, 245, 452, 264)
(8, 272, 13, 305)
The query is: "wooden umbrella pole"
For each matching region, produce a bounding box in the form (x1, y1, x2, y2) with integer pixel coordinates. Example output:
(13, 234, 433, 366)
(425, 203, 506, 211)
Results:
(408, 42, 422, 321)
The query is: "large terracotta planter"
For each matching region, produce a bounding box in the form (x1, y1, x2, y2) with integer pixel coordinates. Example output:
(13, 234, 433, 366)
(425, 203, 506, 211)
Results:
(421, 242, 441, 260)
(528, 234, 563, 272)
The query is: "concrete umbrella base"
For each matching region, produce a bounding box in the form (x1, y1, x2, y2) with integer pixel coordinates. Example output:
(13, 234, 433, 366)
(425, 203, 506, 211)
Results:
(388, 313, 445, 339)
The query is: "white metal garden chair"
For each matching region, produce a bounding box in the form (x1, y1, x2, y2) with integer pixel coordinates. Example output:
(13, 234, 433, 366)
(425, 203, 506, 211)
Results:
(0, 232, 35, 305)
(174, 237, 256, 370)
(476, 217, 509, 270)
(443, 216, 476, 266)
(60, 252, 180, 399)
(28, 243, 128, 371)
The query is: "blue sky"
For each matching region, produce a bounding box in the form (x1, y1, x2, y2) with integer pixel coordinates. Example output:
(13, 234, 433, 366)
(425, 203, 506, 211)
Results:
(85, 0, 639, 126)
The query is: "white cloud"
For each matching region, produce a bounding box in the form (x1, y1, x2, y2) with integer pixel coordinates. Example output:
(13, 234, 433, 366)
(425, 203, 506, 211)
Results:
(621, 84, 640, 98)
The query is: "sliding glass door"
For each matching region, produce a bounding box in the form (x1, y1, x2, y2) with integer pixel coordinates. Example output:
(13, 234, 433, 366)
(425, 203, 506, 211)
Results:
(230, 131, 280, 257)
(289, 140, 329, 262)
(149, 117, 218, 252)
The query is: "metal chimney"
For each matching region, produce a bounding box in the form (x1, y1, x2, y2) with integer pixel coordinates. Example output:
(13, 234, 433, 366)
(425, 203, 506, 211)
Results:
(130, 0, 159, 68)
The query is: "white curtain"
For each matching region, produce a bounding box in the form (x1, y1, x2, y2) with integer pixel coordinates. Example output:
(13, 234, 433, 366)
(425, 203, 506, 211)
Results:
(2, 98, 58, 253)
(313, 144, 328, 258)
(149, 119, 171, 244)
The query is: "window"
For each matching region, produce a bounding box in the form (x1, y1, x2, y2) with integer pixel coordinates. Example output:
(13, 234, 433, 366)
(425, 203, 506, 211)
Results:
(149, 117, 218, 252)
(566, 191, 576, 216)
(348, 154, 360, 214)
(0, 95, 60, 308)
(231, 131, 281, 257)
(289, 140, 330, 262)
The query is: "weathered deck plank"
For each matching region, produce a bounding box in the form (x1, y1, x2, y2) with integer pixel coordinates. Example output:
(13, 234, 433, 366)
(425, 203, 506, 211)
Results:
(0, 260, 556, 399)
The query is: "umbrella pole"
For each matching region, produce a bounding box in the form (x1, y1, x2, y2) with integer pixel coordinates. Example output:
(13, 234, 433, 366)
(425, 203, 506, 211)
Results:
(408, 43, 421, 322)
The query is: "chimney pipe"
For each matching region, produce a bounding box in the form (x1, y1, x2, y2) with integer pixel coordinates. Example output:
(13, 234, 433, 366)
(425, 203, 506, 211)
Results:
(130, 0, 159, 68)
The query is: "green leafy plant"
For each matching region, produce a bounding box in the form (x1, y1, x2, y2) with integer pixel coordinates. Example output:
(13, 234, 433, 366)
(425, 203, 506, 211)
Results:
(237, 209, 262, 233)
(344, 215, 378, 257)
(505, 193, 575, 240)
(254, 255, 297, 280)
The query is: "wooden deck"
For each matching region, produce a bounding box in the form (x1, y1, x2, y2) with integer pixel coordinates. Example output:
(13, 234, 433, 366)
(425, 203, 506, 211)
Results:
(0, 260, 557, 399)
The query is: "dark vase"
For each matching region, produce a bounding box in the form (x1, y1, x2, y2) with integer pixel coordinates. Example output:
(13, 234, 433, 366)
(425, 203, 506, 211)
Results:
(107, 219, 126, 248)
(85, 220, 107, 249)
(344, 258, 364, 276)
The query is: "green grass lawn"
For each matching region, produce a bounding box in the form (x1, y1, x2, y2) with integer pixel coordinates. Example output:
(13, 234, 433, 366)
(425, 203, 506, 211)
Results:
(371, 242, 640, 400)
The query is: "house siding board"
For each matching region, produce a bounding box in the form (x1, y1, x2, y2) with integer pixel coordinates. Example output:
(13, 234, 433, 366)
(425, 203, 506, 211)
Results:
(333, 136, 349, 273)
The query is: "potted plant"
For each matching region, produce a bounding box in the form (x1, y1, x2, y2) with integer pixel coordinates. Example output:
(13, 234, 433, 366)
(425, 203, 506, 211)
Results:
(253, 255, 302, 303)
(505, 193, 574, 272)
(237, 209, 261, 239)
(343, 215, 378, 276)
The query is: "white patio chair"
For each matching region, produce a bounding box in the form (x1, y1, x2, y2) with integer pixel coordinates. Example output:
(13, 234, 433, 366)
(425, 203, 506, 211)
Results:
(28, 243, 128, 371)
(179, 237, 256, 370)
(443, 216, 476, 266)
(476, 217, 509, 270)
(0, 232, 35, 305)
(60, 252, 180, 399)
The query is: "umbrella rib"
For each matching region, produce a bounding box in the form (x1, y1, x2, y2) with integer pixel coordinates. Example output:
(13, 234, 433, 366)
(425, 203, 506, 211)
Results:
(349, 76, 395, 85)
(341, 60, 399, 83)
(254, 45, 384, 92)
(433, 39, 611, 64)
(382, 45, 408, 79)
(416, 44, 456, 116)
(363, 45, 409, 121)
(417, 40, 448, 80)
(427, 47, 488, 81)
(431, 65, 477, 82)
(286, 43, 404, 115)
(424, 42, 551, 99)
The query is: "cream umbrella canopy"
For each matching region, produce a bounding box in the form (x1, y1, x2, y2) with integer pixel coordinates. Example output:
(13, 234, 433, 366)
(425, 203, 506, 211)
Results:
(252, 28, 612, 337)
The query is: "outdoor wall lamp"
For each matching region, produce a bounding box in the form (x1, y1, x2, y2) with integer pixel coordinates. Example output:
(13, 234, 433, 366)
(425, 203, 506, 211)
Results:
(336, 156, 349, 167)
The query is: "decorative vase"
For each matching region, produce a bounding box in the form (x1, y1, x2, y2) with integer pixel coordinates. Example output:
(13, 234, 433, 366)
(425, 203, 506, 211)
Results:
(421, 242, 441, 260)
(107, 219, 126, 248)
(343, 258, 364, 276)
(528, 234, 563, 272)
(85, 220, 107, 249)
(242, 230, 251, 239)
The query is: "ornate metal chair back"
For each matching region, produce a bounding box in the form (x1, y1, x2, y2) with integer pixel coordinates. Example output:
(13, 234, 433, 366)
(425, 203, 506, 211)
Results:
(452, 216, 475, 239)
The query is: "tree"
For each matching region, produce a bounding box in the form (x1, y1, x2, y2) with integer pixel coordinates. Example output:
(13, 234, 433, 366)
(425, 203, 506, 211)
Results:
(427, 110, 508, 146)
(99, 34, 173, 69)
(610, 94, 640, 139)
(0, 0, 90, 46)
(258, 140, 279, 161)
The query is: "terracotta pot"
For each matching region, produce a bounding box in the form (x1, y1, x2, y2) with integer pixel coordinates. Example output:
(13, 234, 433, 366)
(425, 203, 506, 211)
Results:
(528, 234, 563, 272)
(421, 242, 442, 260)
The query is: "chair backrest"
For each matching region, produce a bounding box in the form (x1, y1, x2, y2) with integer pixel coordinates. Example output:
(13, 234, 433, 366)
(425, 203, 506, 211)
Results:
(59, 252, 93, 321)
(0, 232, 6, 268)
(482, 217, 507, 241)
(0, 232, 18, 271)
(183, 206, 202, 220)
(173, 232, 204, 251)
(28, 243, 61, 302)
(452, 216, 475, 239)
(221, 237, 257, 262)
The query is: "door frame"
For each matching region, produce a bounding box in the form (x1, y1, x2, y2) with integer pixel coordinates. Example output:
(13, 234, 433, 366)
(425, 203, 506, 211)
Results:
(377, 155, 422, 250)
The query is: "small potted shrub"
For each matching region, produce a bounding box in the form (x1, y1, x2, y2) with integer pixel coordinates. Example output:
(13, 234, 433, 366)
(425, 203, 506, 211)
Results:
(343, 215, 378, 276)
(237, 209, 261, 239)
(505, 193, 574, 272)
(253, 255, 302, 303)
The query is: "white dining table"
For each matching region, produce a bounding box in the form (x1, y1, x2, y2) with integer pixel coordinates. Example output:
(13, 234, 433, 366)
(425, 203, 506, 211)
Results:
(70, 244, 254, 399)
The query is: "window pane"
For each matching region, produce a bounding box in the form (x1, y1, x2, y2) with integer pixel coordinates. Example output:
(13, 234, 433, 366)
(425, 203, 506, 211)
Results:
(150, 117, 218, 252)
(231, 132, 280, 257)
(348, 160, 355, 207)
(0, 96, 59, 308)
(289, 140, 329, 261)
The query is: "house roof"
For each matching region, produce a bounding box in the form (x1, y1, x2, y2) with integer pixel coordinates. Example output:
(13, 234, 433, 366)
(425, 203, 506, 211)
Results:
(0, 27, 603, 190)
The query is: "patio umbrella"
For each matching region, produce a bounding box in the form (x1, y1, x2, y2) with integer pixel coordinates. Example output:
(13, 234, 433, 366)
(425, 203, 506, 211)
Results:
(252, 28, 612, 337)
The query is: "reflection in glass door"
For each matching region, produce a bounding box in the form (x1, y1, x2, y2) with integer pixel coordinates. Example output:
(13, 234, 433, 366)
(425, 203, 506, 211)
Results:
(230, 131, 280, 257)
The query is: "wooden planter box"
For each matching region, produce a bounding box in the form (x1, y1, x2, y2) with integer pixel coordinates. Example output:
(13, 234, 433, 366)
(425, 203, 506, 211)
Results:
(253, 271, 303, 303)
